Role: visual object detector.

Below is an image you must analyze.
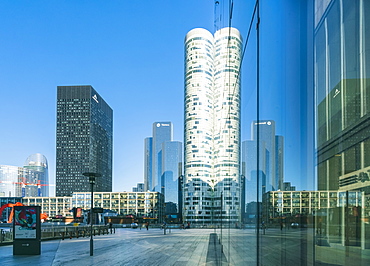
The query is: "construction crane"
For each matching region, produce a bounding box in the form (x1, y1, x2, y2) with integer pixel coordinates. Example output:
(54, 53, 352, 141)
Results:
(214, 0, 221, 32)
(0, 178, 49, 197)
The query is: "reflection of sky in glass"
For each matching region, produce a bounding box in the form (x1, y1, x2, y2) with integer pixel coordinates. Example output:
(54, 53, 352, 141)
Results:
(241, 1, 315, 191)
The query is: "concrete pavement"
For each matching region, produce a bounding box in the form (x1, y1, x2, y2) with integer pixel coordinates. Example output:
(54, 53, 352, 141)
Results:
(1, 228, 216, 266)
(2, 227, 370, 265)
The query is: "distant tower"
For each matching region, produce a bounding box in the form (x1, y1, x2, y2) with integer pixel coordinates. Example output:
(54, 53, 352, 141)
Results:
(151, 122, 172, 192)
(241, 140, 266, 204)
(1, 153, 49, 198)
(56, 85, 113, 196)
(162, 141, 182, 205)
(144, 137, 153, 191)
(24, 153, 49, 196)
(144, 123, 182, 215)
(252, 120, 276, 191)
(133, 183, 145, 192)
(275, 135, 284, 190)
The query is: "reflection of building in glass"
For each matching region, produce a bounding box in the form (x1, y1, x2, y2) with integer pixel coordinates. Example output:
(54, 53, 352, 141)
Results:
(71, 191, 164, 221)
(282, 182, 295, 191)
(144, 137, 153, 191)
(184, 27, 242, 224)
(56, 85, 113, 197)
(0, 154, 50, 197)
(241, 121, 284, 223)
(251, 120, 284, 191)
(242, 140, 266, 202)
(22, 192, 164, 222)
(23, 153, 49, 197)
(162, 141, 182, 213)
(315, 0, 370, 254)
(316, 1, 370, 192)
(263, 190, 365, 246)
(275, 135, 284, 190)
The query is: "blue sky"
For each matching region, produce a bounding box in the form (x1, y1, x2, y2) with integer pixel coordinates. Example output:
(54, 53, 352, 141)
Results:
(0, 1, 314, 195)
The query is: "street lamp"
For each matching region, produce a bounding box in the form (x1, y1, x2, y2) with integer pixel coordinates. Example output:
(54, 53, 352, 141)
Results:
(178, 175, 184, 224)
(82, 172, 101, 256)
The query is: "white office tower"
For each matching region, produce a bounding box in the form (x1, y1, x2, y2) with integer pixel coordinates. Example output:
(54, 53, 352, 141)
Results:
(184, 27, 242, 224)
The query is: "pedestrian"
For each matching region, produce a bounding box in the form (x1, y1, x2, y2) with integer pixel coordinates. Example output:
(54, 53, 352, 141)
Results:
(145, 221, 149, 230)
(185, 222, 190, 229)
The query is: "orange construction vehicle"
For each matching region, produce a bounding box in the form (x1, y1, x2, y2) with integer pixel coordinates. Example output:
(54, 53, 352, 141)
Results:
(0, 202, 48, 223)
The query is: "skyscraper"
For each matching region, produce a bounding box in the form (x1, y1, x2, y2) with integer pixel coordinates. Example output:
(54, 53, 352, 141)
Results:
(23, 153, 49, 197)
(184, 27, 242, 224)
(275, 135, 284, 190)
(56, 85, 113, 197)
(0, 154, 49, 197)
(241, 140, 266, 203)
(151, 122, 172, 192)
(144, 137, 153, 191)
(251, 120, 284, 191)
(315, 0, 370, 192)
(161, 141, 182, 205)
(314, 0, 370, 260)
(144, 123, 182, 215)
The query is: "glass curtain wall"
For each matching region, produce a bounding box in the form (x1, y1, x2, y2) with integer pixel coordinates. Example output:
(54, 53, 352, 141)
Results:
(209, 0, 370, 265)
(314, 0, 370, 264)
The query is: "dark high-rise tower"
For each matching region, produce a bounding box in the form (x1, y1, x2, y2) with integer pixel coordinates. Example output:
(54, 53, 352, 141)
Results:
(144, 137, 153, 191)
(56, 85, 113, 196)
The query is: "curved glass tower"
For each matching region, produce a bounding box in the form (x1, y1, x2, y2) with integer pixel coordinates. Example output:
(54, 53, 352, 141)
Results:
(184, 27, 242, 224)
(24, 153, 49, 197)
(0, 153, 49, 197)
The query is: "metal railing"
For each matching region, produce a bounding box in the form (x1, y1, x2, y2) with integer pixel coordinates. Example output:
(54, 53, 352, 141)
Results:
(0, 224, 112, 245)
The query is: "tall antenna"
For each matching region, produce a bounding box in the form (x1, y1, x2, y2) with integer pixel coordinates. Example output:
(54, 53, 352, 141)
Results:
(214, 0, 221, 32)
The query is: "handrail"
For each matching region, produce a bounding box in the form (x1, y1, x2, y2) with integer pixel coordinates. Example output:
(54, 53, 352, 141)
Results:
(0, 224, 112, 245)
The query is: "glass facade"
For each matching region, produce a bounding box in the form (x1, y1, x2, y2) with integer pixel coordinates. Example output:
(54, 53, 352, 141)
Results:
(4, 1, 370, 265)
(0, 164, 48, 198)
(162, 141, 182, 215)
(56, 85, 113, 196)
(144, 122, 182, 217)
(144, 137, 153, 191)
(200, 0, 369, 264)
(23, 153, 49, 197)
(151, 122, 173, 192)
(314, 0, 370, 263)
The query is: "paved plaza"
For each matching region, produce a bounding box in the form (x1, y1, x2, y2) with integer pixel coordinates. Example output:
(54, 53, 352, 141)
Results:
(1, 228, 221, 266)
(1, 227, 370, 265)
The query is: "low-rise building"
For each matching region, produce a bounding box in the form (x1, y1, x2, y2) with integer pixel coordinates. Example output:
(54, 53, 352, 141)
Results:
(22, 191, 165, 223)
(263, 190, 369, 248)
(22, 196, 72, 218)
(71, 191, 164, 221)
